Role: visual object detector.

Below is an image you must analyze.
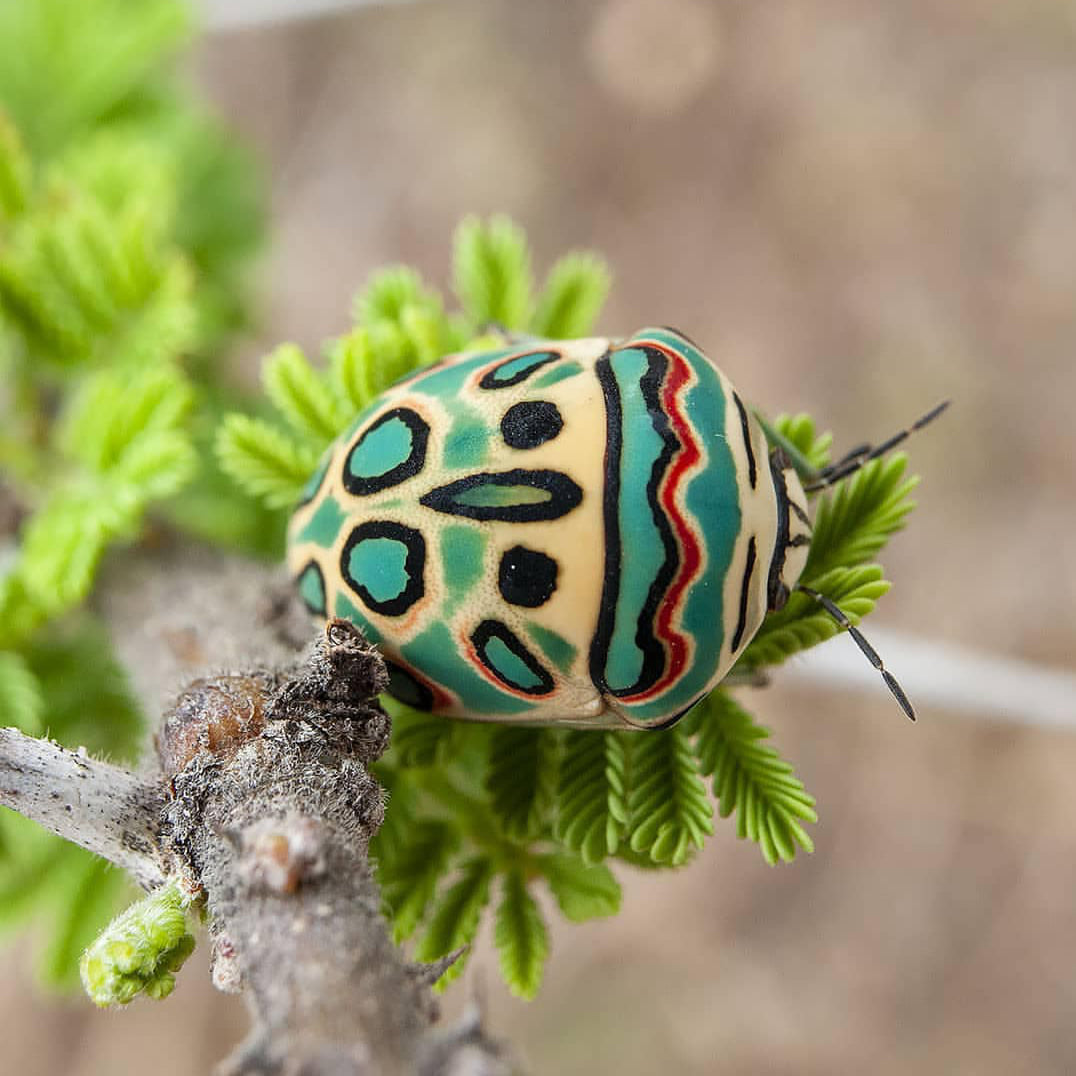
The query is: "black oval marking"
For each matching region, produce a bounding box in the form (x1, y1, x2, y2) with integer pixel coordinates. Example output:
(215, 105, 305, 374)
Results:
(498, 545, 558, 607)
(342, 407, 430, 497)
(500, 400, 563, 450)
(731, 535, 757, 653)
(419, 469, 583, 523)
(340, 520, 426, 617)
(471, 619, 555, 695)
(478, 350, 561, 389)
(385, 659, 435, 710)
(732, 391, 757, 490)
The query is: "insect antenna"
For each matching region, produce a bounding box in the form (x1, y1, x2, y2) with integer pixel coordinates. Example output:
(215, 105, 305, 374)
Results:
(804, 400, 950, 493)
(795, 584, 916, 721)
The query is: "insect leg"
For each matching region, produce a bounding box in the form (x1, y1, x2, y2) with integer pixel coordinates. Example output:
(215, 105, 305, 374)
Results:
(804, 400, 950, 493)
(796, 584, 916, 721)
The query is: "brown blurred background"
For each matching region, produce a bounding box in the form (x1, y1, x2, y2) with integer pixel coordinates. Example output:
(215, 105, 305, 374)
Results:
(7, 1, 1076, 1072)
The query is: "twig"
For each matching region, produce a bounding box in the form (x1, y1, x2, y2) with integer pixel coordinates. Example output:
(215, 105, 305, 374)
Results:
(0, 727, 166, 889)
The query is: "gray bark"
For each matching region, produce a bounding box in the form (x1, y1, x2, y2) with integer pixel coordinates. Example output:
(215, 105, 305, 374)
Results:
(0, 727, 165, 889)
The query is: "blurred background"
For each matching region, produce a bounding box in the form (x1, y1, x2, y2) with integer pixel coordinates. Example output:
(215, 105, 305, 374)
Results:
(5, 0, 1076, 1072)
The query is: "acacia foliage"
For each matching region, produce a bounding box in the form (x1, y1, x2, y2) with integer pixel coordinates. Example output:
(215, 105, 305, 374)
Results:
(0, 0, 265, 986)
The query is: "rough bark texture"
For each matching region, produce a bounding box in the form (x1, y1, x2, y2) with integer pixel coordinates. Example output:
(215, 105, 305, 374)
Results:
(0, 727, 166, 889)
(2, 544, 518, 1075)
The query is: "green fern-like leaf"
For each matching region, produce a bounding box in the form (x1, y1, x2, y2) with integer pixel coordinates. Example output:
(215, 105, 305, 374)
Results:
(18, 496, 113, 615)
(354, 266, 435, 327)
(215, 413, 318, 510)
(626, 725, 714, 866)
(486, 727, 558, 841)
(804, 455, 918, 580)
(738, 564, 890, 670)
(327, 327, 376, 415)
(0, 0, 191, 158)
(453, 215, 534, 330)
(530, 252, 611, 338)
(59, 365, 194, 473)
(262, 343, 343, 447)
(772, 412, 833, 472)
(0, 189, 197, 369)
(554, 730, 629, 865)
(537, 853, 621, 923)
(0, 651, 44, 734)
(0, 110, 30, 223)
(415, 858, 495, 989)
(378, 821, 460, 943)
(494, 870, 549, 1000)
(695, 692, 817, 865)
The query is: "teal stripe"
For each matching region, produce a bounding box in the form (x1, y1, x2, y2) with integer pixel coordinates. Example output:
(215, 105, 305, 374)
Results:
(603, 346, 666, 692)
(526, 622, 577, 673)
(296, 495, 346, 549)
(443, 405, 490, 468)
(616, 329, 741, 722)
(441, 525, 486, 616)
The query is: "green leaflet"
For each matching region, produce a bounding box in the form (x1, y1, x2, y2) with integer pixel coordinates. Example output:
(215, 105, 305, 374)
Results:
(494, 870, 550, 1000)
(0, 650, 44, 735)
(453, 214, 535, 331)
(378, 821, 460, 944)
(0, 0, 267, 999)
(215, 413, 319, 510)
(80, 882, 196, 1005)
(531, 251, 612, 340)
(414, 858, 495, 990)
(626, 725, 714, 866)
(737, 565, 891, 670)
(486, 727, 558, 841)
(537, 854, 621, 922)
(804, 455, 918, 579)
(694, 692, 817, 865)
(263, 343, 346, 445)
(554, 730, 628, 864)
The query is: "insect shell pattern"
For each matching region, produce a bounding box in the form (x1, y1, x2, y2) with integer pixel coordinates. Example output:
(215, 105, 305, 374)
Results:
(287, 328, 809, 731)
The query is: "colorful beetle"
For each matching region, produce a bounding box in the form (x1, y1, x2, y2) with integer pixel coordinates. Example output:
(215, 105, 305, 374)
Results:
(288, 327, 940, 729)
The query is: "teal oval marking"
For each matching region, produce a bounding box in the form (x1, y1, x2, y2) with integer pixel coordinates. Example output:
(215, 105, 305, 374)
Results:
(480, 350, 560, 388)
(348, 414, 415, 481)
(454, 484, 551, 509)
(482, 635, 545, 691)
(347, 536, 411, 604)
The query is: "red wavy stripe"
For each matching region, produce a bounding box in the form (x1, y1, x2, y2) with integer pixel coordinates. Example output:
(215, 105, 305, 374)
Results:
(621, 344, 704, 703)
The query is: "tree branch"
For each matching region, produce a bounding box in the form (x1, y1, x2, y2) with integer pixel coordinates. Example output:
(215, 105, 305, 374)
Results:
(150, 619, 514, 1075)
(0, 727, 166, 889)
